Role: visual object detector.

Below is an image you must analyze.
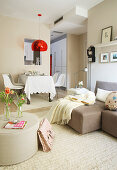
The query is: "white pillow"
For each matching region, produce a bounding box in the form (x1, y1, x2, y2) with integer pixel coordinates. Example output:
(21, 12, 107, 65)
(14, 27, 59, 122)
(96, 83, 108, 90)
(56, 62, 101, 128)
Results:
(96, 88, 112, 102)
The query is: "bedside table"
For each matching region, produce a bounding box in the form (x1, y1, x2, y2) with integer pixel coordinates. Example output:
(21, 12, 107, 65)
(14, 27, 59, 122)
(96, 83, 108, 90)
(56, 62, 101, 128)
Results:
(67, 88, 89, 95)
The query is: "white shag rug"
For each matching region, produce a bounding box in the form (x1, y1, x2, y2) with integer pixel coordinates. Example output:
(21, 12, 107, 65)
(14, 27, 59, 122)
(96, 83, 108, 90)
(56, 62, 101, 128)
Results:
(1, 125, 117, 170)
(1, 105, 117, 170)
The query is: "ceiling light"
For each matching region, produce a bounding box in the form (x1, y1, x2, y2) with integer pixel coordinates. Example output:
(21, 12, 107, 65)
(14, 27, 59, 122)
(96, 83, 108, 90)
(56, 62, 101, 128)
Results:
(32, 14, 48, 52)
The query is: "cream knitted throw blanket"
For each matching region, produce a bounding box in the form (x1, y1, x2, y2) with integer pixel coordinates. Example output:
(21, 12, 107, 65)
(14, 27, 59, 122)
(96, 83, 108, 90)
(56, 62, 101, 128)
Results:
(47, 91, 95, 125)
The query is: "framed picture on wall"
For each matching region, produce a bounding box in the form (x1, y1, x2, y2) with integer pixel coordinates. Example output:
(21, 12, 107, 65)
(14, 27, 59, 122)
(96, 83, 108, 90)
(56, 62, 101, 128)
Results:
(101, 26, 112, 43)
(110, 52, 117, 62)
(100, 53, 109, 63)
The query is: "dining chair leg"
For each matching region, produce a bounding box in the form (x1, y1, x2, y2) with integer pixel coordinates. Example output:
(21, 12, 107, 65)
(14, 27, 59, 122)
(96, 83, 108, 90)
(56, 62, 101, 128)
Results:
(55, 88, 59, 99)
(57, 87, 61, 99)
(49, 93, 52, 102)
(27, 98, 30, 104)
(18, 89, 24, 95)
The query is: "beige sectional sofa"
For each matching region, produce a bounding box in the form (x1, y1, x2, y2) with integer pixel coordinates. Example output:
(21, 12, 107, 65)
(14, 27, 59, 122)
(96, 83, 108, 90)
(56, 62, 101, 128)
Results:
(68, 81, 117, 137)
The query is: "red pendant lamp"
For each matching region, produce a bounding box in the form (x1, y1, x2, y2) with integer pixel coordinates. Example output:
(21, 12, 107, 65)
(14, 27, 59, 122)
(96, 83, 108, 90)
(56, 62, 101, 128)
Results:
(32, 14, 48, 52)
(32, 40, 48, 51)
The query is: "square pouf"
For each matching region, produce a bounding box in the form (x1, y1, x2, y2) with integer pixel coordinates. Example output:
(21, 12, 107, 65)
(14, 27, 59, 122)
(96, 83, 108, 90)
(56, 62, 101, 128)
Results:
(68, 101, 104, 134)
(102, 110, 117, 137)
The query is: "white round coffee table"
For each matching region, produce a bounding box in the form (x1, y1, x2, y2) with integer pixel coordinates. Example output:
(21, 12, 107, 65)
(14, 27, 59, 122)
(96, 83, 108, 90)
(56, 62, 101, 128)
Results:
(0, 112, 39, 165)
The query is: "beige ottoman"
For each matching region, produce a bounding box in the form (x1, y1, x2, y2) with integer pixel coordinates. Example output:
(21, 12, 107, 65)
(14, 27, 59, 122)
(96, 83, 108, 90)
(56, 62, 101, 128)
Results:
(102, 110, 117, 137)
(68, 100, 105, 134)
(0, 113, 39, 165)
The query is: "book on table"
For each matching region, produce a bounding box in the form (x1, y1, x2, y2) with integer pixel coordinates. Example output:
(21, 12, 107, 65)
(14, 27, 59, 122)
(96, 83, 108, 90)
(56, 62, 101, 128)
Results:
(4, 121, 27, 129)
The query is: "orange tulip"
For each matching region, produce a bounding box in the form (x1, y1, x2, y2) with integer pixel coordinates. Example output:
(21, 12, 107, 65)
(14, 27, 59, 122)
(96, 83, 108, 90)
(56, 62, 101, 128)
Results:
(10, 90, 14, 94)
(5, 87, 10, 94)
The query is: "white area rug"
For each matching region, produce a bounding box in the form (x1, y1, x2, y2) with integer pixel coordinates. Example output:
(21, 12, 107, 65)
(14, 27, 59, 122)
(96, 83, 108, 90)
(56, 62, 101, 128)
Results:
(1, 120, 117, 170)
(21, 94, 56, 111)
(1, 95, 117, 170)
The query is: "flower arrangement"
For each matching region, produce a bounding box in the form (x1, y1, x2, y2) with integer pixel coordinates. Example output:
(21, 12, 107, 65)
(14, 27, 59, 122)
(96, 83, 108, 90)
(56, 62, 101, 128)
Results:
(15, 93, 26, 117)
(78, 81, 83, 88)
(0, 87, 26, 119)
(0, 87, 14, 120)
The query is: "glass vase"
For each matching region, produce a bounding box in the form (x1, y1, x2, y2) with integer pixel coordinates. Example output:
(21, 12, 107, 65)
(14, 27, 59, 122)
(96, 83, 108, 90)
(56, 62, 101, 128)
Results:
(4, 103, 10, 120)
(79, 85, 83, 88)
(17, 106, 23, 118)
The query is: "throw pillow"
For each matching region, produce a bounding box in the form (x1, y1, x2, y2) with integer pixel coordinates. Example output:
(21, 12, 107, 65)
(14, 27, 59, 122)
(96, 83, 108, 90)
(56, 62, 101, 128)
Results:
(105, 92, 117, 111)
(96, 88, 112, 102)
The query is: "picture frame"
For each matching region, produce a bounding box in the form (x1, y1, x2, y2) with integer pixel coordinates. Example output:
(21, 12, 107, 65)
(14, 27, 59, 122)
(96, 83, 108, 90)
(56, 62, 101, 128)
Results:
(110, 52, 117, 62)
(100, 53, 109, 63)
(101, 26, 112, 43)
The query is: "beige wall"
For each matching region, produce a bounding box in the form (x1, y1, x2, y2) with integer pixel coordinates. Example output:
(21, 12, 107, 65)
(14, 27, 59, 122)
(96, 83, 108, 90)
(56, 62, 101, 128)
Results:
(67, 34, 80, 88)
(79, 33, 87, 87)
(88, 0, 117, 91)
(88, 0, 117, 45)
(67, 33, 87, 88)
(0, 15, 50, 90)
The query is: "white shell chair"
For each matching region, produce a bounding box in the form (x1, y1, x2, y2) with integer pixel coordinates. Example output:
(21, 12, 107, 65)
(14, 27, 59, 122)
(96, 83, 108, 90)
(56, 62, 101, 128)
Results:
(2, 74, 24, 90)
(55, 74, 65, 98)
(52, 72, 59, 84)
(55, 74, 65, 87)
(8, 74, 24, 87)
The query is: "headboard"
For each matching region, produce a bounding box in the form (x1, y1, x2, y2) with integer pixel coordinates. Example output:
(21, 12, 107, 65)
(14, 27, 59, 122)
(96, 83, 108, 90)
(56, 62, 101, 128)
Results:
(95, 81, 117, 94)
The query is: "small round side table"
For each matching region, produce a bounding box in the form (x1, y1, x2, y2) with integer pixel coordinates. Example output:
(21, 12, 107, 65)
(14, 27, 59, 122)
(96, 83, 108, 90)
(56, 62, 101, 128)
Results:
(0, 112, 39, 165)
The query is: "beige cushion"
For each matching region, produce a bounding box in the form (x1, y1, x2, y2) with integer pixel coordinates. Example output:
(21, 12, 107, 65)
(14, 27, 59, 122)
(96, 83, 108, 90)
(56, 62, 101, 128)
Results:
(96, 88, 112, 102)
(105, 92, 117, 111)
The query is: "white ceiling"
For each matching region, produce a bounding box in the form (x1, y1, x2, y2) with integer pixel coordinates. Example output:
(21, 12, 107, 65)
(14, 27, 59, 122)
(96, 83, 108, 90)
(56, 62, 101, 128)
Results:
(50, 6, 88, 39)
(0, 0, 104, 39)
(0, 0, 77, 23)
(0, 0, 104, 24)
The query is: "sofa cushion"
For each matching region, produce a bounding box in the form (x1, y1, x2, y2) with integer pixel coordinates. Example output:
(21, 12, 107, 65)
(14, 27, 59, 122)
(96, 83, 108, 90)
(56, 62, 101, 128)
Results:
(105, 92, 117, 111)
(68, 100, 105, 134)
(102, 110, 117, 137)
(96, 88, 112, 102)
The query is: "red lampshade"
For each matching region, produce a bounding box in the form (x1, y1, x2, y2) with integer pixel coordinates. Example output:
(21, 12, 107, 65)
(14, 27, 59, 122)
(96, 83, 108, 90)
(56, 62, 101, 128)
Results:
(32, 40, 48, 51)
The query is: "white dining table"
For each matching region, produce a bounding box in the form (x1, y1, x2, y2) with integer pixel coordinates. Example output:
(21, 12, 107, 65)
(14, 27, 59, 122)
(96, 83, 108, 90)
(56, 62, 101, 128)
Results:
(18, 74, 56, 104)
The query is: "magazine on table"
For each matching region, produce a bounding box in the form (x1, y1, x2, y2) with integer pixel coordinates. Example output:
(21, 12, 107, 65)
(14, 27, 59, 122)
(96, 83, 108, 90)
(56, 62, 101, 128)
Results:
(4, 121, 27, 129)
